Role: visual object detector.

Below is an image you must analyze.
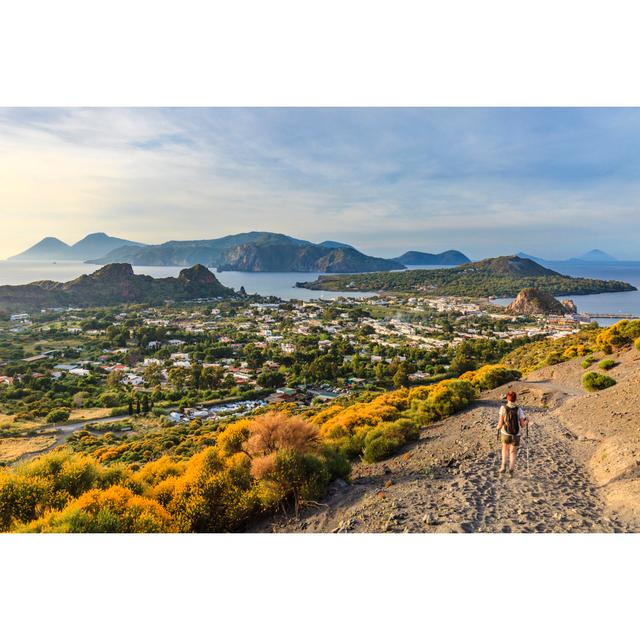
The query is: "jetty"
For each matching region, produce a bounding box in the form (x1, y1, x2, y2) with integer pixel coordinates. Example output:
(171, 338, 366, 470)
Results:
(584, 313, 640, 319)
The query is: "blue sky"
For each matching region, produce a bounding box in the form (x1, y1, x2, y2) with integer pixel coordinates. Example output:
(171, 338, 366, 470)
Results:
(1, 107, 640, 260)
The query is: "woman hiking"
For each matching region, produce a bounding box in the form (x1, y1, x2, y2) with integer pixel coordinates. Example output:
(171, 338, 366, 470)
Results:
(497, 390, 527, 476)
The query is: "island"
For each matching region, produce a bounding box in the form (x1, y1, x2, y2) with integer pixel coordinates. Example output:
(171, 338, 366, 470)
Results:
(296, 255, 637, 297)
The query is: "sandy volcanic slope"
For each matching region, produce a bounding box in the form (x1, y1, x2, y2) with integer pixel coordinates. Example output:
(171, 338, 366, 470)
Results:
(255, 348, 640, 533)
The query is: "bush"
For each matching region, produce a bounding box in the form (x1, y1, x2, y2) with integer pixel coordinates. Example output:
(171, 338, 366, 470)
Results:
(582, 356, 597, 369)
(45, 407, 71, 424)
(460, 365, 521, 391)
(0, 450, 129, 531)
(22, 486, 172, 533)
(596, 319, 640, 352)
(582, 372, 616, 392)
(635, 337, 640, 352)
(362, 418, 419, 463)
(598, 359, 617, 371)
(98, 392, 121, 408)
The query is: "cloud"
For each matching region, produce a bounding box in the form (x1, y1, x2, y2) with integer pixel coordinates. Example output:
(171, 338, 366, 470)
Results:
(1, 107, 640, 259)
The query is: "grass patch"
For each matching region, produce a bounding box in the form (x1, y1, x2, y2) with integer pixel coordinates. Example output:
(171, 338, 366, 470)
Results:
(68, 407, 113, 422)
(0, 435, 57, 464)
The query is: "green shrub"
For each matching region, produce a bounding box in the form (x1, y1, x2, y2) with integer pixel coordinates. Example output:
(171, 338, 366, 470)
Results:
(582, 372, 616, 392)
(598, 359, 617, 371)
(362, 418, 419, 463)
(460, 365, 521, 391)
(45, 407, 71, 424)
(98, 392, 121, 408)
(582, 355, 597, 369)
(544, 351, 566, 366)
(635, 337, 640, 352)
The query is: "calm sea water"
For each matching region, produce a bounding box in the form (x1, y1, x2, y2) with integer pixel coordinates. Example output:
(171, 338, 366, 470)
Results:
(0, 260, 373, 302)
(3, 260, 640, 315)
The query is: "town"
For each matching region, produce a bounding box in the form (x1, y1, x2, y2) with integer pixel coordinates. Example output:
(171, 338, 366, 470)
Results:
(0, 293, 594, 464)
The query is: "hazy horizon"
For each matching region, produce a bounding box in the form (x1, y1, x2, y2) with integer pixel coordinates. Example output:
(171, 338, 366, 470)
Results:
(2, 107, 640, 261)
(1, 229, 631, 264)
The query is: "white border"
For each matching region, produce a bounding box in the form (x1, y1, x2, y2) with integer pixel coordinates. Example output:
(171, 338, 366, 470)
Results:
(2, 1, 640, 638)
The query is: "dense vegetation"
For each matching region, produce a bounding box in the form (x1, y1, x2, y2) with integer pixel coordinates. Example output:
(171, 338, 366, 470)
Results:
(0, 362, 526, 531)
(1, 411, 351, 532)
(503, 319, 640, 377)
(596, 319, 640, 353)
(501, 325, 601, 373)
(298, 256, 635, 297)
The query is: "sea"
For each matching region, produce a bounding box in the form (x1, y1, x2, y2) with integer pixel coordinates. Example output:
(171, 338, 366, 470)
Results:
(2, 260, 640, 321)
(0, 260, 374, 302)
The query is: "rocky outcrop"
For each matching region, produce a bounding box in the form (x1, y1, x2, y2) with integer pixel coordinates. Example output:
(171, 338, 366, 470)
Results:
(0, 263, 234, 313)
(506, 287, 575, 315)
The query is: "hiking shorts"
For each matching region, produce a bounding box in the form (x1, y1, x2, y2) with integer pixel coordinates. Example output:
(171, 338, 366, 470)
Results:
(501, 433, 520, 447)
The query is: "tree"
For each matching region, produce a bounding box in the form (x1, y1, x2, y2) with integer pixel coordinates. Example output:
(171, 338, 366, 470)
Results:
(256, 370, 285, 389)
(143, 363, 164, 388)
(142, 395, 150, 414)
(201, 366, 223, 390)
(72, 391, 89, 408)
(45, 407, 71, 424)
(168, 367, 189, 392)
(393, 364, 410, 389)
(106, 370, 125, 388)
(128, 398, 134, 416)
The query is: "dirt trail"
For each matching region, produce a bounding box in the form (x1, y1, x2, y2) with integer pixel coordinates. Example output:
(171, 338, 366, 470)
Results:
(257, 355, 640, 533)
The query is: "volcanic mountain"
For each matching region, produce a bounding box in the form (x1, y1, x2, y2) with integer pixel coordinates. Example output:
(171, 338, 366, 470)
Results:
(9, 233, 144, 261)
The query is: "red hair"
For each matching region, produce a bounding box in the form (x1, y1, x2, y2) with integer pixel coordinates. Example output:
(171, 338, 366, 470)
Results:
(506, 390, 517, 402)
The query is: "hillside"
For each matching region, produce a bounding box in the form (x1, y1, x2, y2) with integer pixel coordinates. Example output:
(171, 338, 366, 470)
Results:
(297, 255, 636, 297)
(9, 233, 144, 261)
(0, 263, 234, 312)
(318, 240, 355, 250)
(394, 249, 470, 266)
(88, 232, 404, 273)
(255, 345, 640, 533)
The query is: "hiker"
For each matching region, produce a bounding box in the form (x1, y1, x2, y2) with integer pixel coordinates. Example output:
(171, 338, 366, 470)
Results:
(497, 390, 528, 476)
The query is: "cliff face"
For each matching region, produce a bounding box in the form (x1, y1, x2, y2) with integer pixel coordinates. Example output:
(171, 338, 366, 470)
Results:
(506, 288, 576, 315)
(0, 264, 233, 313)
(218, 243, 403, 273)
(87, 232, 404, 273)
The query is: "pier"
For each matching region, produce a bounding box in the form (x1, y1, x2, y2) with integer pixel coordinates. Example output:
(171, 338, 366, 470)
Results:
(584, 313, 640, 319)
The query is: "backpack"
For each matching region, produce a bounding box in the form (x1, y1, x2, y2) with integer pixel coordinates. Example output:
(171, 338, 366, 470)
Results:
(504, 404, 520, 435)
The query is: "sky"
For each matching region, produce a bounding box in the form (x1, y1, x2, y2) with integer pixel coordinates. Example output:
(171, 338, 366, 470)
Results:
(1, 107, 640, 261)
